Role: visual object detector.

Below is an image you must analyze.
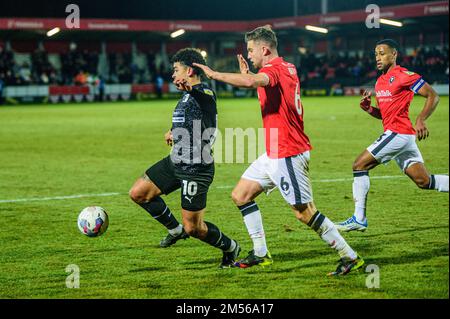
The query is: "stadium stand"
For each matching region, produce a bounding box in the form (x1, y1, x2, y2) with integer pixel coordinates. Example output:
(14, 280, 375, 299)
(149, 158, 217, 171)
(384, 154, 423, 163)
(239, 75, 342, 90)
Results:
(1, 42, 447, 86)
(0, 0, 448, 104)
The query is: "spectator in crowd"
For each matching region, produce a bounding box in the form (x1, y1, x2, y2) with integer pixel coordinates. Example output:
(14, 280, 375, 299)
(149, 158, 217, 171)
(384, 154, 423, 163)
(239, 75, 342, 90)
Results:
(0, 73, 4, 105)
(18, 62, 32, 84)
(155, 73, 164, 99)
(74, 70, 88, 85)
(0, 42, 448, 88)
(97, 75, 105, 101)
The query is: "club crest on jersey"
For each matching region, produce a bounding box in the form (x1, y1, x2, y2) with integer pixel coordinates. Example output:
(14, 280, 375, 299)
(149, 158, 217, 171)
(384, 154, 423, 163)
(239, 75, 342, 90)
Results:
(203, 88, 214, 96)
(389, 76, 395, 84)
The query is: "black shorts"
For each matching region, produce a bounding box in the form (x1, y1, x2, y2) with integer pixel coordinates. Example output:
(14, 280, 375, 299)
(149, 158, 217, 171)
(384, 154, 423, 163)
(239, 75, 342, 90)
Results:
(145, 156, 214, 211)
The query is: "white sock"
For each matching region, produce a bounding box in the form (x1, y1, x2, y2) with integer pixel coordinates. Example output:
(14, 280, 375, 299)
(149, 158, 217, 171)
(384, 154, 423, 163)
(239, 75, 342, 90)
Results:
(239, 201, 267, 257)
(244, 212, 267, 257)
(353, 171, 370, 222)
(309, 212, 358, 260)
(430, 175, 449, 192)
(168, 224, 183, 236)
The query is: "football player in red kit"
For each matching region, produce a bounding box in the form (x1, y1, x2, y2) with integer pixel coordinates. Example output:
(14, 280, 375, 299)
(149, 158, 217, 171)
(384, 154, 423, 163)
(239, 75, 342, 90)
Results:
(336, 39, 448, 232)
(194, 26, 364, 276)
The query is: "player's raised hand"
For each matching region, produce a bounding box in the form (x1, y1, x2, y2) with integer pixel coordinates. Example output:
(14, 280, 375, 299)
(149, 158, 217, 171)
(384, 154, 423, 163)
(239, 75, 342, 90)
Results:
(237, 54, 249, 74)
(164, 130, 173, 146)
(192, 63, 215, 79)
(173, 78, 192, 91)
(415, 118, 429, 141)
(360, 90, 372, 112)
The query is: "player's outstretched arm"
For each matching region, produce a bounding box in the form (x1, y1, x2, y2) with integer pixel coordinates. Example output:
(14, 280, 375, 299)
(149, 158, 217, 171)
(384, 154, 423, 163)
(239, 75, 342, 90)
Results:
(193, 63, 268, 88)
(415, 83, 440, 141)
(236, 54, 254, 75)
(359, 90, 382, 119)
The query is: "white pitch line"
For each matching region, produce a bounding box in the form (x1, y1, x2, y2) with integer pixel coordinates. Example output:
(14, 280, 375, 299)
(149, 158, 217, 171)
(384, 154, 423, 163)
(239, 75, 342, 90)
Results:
(1, 173, 447, 204)
(0, 192, 123, 204)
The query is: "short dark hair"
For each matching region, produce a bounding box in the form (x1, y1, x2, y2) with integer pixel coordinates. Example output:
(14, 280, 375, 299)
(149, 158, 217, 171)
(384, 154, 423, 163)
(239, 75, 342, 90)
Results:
(170, 48, 206, 76)
(245, 25, 278, 49)
(376, 39, 400, 52)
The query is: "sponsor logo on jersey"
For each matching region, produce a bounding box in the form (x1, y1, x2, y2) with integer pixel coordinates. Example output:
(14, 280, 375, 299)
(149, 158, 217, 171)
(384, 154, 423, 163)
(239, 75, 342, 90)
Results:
(182, 94, 190, 103)
(376, 90, 393, 97)
(403, 71, 415, 76)
(172, 109, 185, 123)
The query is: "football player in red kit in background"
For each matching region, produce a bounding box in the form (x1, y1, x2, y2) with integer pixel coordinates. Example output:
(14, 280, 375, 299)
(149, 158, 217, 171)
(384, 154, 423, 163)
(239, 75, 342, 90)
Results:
(336, 39, 448, 233)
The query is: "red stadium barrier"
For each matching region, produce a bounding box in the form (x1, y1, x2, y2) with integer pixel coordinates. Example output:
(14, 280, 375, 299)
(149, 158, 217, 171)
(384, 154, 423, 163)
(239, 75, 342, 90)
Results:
(49, 85, 90, 95)
(131, 84, 169, 94)
(131, 84, 154, 94)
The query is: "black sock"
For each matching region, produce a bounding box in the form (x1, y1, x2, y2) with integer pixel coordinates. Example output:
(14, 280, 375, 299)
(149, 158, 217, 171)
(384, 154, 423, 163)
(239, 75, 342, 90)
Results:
(139, 196, 180, 230)
(200, 221, 233, 251)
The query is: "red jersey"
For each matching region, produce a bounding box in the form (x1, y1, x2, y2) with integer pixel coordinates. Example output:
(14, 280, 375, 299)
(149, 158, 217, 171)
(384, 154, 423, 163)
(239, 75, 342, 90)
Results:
(257, 57, 312, 159)
(375, 65, 424, 134)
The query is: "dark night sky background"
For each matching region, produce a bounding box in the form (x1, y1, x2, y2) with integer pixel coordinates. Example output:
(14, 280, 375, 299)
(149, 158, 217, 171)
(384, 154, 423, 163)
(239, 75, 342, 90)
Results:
(0, 0, 435, 20)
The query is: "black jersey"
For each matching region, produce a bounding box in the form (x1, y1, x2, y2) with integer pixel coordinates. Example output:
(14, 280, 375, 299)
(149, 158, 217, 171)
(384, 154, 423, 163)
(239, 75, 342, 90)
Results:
(170, 83, 217, 173)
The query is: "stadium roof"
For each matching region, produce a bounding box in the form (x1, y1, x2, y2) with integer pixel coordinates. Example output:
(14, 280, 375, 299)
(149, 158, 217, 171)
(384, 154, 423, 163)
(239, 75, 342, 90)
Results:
(0, 1, 448, 32)
(0, 0, 447, 44)
(0, 0, 446, 20)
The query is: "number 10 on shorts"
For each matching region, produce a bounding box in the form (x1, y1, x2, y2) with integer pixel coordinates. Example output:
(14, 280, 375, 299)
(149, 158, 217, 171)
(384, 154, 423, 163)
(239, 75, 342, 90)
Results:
(182, 180, 198, 196)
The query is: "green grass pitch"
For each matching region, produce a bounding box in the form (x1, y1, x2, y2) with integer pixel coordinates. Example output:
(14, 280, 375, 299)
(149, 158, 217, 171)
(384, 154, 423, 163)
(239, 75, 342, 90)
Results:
(0, 96, 448, 298)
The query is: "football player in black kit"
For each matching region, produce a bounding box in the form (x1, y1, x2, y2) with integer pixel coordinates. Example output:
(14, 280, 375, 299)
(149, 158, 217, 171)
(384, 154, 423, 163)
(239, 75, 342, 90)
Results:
(129, 48, 241, 268)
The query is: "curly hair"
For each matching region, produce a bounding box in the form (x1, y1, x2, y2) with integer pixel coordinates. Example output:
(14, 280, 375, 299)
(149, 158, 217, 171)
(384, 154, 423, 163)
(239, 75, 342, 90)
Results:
(170, 48, 206, 76)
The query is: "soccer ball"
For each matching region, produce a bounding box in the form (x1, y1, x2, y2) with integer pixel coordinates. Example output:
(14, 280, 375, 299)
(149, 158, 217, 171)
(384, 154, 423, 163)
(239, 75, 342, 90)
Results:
(77, 206, 109, 237)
